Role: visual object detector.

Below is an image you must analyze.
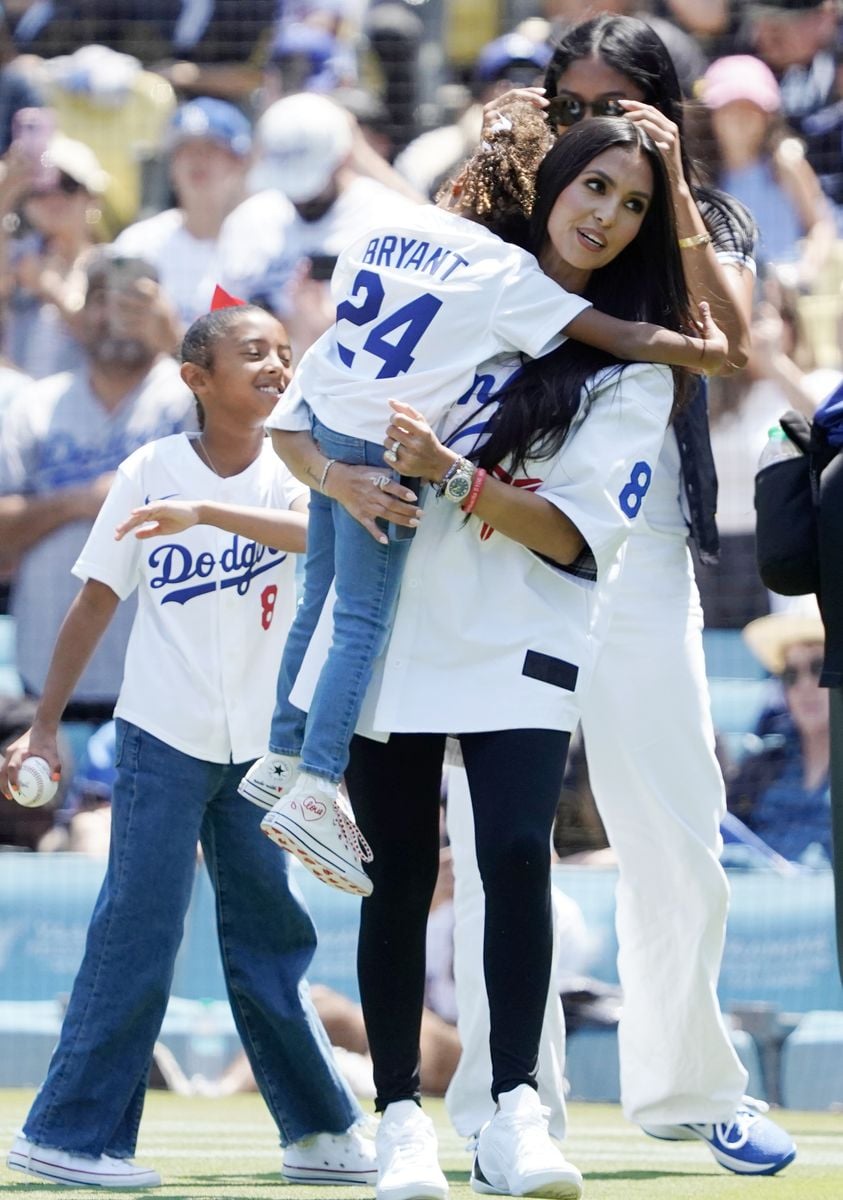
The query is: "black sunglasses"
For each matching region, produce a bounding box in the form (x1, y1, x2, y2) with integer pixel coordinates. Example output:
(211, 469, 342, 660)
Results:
(546, 94, 626, 128)
(780, 657, 824, 688)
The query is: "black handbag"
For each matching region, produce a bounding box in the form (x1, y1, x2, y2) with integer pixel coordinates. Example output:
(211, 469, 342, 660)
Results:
(754, 410, 835, 596)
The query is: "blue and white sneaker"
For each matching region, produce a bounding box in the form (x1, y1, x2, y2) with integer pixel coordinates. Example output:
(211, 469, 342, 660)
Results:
(642, 1097, 796, 1175)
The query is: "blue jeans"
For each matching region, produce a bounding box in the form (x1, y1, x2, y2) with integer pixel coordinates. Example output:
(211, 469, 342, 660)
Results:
(24, 721, 360, 1159)
(270, 417, 412, 783)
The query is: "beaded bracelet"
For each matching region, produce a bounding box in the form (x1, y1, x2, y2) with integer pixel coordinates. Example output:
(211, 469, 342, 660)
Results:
(461, 468, 487, 515)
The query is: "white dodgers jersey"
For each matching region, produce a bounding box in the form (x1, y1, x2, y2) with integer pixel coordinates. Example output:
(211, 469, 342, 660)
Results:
(269, 205, 590, 445)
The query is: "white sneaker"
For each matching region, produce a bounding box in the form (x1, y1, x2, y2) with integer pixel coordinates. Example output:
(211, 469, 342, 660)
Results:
(7, 1133, 161, 1188)
(238, 752, 300, 811)
(282, 1125, 378, 1185)
(376, 1101, 449, 1200)
(471, 1086, 583, 1199)
(260, 773, 374, 897)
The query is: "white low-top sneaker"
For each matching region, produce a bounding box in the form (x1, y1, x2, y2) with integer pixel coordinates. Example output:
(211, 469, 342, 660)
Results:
(7, 1133, 161, 1188)
(376, 1100, 449, 1200)
(260, 773, 373, 896)
(282, 1125, 378, 1184)
(471, 1086, 583, 1199)
(238, 752, 300, 811)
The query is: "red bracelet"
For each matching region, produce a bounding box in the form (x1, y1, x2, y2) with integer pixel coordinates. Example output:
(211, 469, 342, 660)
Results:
(461, 468, 487, 515)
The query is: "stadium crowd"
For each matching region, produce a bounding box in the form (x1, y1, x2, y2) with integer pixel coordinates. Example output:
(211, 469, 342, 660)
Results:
(0, 0, 840, 1194)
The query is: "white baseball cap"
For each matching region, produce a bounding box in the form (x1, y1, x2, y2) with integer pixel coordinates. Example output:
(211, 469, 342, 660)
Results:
(251, 92, 352, 203)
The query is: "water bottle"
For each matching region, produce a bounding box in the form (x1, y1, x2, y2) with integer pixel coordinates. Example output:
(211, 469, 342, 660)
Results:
(758, 425, 801, 470)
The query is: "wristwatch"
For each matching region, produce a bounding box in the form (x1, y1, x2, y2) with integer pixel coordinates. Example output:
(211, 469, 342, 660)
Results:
(436, 456, 476, 504)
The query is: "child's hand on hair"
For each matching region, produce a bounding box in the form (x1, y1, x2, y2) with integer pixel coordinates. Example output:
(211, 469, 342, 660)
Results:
(482, 87, 547, 139)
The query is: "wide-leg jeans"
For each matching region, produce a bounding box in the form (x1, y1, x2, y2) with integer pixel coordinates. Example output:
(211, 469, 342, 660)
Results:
(24, 720, 360, 1159)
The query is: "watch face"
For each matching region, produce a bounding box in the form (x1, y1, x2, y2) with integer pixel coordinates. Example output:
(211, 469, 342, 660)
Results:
(447, 473, 472, 501)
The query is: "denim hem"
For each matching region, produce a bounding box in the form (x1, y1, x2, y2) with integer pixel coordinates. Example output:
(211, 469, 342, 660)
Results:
(300, 765, 342, 786)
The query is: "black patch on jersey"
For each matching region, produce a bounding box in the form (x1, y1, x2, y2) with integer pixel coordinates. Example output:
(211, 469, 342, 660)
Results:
(522, 650, 578, 692)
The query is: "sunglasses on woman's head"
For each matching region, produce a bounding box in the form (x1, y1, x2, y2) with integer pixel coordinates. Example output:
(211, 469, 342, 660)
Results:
(546, 94, 626, 128)
(780, 657, 824, 688)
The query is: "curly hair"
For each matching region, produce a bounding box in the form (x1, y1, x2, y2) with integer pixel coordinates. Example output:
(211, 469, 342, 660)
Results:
(438, 101, 553, 242)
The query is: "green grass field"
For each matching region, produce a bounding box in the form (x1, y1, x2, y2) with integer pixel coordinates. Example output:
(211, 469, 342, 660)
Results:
(0, 1091, 841, 1199)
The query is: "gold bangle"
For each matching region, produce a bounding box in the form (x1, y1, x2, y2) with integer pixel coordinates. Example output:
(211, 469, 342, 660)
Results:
(678, 233, 712, 249)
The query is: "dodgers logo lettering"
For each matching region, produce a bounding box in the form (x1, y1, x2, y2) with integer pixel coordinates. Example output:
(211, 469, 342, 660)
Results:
(149, 535, 286, 605)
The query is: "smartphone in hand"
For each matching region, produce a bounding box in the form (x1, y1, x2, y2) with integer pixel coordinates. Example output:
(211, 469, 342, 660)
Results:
(10, 108, 58, 192)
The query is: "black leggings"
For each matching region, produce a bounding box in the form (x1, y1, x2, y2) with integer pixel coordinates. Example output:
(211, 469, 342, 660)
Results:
(345, 727, 570, 1111)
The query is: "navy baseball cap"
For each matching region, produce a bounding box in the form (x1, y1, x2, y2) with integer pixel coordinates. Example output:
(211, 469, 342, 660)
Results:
(475, 33, 552, 86)
(165, 97, 253, 157)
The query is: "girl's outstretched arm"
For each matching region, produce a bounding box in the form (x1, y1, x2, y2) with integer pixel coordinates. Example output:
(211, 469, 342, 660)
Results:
(565, 301, 728, 374)
(115, 500, 308, 554)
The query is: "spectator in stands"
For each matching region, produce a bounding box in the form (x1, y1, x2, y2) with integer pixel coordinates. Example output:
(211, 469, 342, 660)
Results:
(729, 598, 832, 864)
(1, 1, 171, 62)
(242, 91, 418, 354)
(700, 54, 836, 287)
(0, 251, 193, 723)
(114, 97, 274, 329)
(0, 301, 376, 1190)
(0, 129, 109, 378)
(0, 11, 42, 152)
(154, 0, 277, 103)
(394, 31, 553, 200)
(41, 44, 176, 233)
(261, 21, 344, 106)
(746, 0, 843, 216)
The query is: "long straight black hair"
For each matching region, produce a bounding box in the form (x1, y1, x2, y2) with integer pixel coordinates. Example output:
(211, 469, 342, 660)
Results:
(543, 14, 756, 257)
(477, 117, 693, 476)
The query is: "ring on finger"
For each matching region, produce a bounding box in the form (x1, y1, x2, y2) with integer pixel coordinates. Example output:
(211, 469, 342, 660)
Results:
(370, 474, 391, 491)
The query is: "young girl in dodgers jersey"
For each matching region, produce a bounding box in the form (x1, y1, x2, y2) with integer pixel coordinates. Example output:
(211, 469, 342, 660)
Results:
(242, 107, 727, 896)
(0, 302, 377, 1190)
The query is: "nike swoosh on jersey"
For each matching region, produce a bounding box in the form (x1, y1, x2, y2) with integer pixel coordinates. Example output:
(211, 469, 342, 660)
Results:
(143, 493, 180, 504)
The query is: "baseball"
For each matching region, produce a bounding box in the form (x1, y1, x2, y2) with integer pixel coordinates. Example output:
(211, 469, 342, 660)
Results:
(9, 756, 58, 808)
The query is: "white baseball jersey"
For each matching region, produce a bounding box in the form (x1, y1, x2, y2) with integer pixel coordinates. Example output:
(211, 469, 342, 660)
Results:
(72, 434, 305, 764)
(291, 359, 673, 736)
(266, 204, 591, 445)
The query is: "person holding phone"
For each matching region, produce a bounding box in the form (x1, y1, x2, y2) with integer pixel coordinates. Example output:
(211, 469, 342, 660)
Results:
(0, 113, 111, 377)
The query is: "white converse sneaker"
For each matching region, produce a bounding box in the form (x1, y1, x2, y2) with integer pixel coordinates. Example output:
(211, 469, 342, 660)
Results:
(471, 1086, 583, 1198)
(376, 1101, 449, 1200)
(282, 1125, 378, 1184)
(260, 773, 374, 897)
(7, 1133, 161, 1188)
(238, 752, 300, 811)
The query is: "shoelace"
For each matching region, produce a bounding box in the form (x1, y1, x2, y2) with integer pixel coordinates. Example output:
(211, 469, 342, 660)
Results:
(500, 1108, 555, 1159)
(382, 1124, 435, 1166)
(697, 1103, 762, 1151)
(333, 801, 374, 864)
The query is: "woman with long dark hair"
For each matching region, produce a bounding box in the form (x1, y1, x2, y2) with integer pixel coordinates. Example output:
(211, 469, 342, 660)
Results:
(277, 110, 701, 1200)
(444, 12, 795, 1181)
